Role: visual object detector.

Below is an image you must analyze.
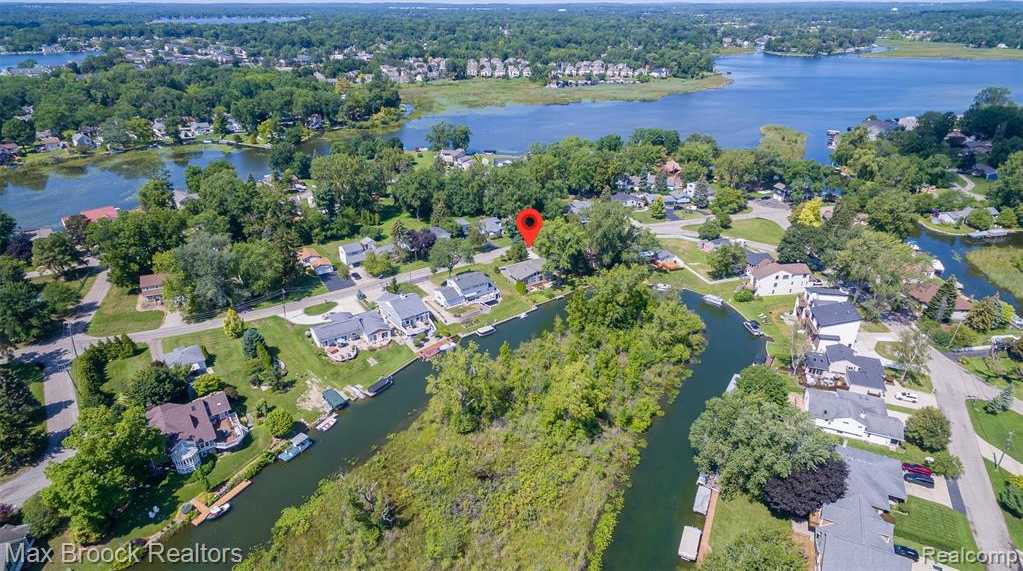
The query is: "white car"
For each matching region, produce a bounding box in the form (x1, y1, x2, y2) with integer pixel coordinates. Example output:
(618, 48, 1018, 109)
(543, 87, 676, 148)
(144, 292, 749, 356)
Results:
(895, 391, 919, 404)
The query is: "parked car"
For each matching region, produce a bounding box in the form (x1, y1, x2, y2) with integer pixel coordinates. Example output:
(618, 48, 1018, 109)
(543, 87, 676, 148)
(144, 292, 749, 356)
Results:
(350, 272, 362, 280)
(904, 473, 935, 488)
(894, 544, 920, 561)
(902, 463, 933, 477)
(895, 391, 919, 403)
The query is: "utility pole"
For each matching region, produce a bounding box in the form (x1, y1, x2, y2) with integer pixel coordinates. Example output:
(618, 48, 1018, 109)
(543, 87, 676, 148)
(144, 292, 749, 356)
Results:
(999, 430, 1015, 469)
(66, 320, 79, 360)
(280, 288, 287, 316)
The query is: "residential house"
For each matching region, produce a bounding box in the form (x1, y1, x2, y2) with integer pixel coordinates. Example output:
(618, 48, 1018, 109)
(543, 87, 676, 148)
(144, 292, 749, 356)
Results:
(909, 283, 973, 321)
(297, 246, 335, 276)
(377, 293, 434, 336)
(744, 250, 775, 273)
(163, 344, 207, 375)
(36, 136, 61, 152)
(0, 524, 33, 571)
(806, 389, 904, 446)
(139, 273, 166, 304)
(179, 121, 211, 141)
(500, 257, 552, 290)
(610, 192, 645, 208)
(434, 271, 501, 308)
(173, 189, 198, 209)
(970, 164, 998, 181)
(61, 205, 118, 228)
(477, 217, 503, 238)
(454, 218, 472, 236)
(748, 262, 812, 297)
(794, 289, 862, 350)
(699, 238, 732, 252)
(804, 344, 887, 397)
(862, 118, 897, 141)
(71, 132, 94, 149)
(649, 249, 683, 271)
(146, 390, 247, 474)
(438, 148, 466, 165)
(310, 311, 391, 348)
(931, 206, 998, 226)
(812, 447, 910, 571)
(338, 238, 383, 267)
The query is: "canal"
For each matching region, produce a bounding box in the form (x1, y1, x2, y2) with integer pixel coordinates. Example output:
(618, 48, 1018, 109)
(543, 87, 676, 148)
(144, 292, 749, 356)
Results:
(914, 227, 1023, 312)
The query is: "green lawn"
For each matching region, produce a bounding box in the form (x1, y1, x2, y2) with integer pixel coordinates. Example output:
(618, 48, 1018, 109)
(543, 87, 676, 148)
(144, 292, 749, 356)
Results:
(29, 266, 99, 298)
(722, 218, 786, 245)
(87, 286, 164, 337)
(103, 348, 153, 395)
(430, 262, 535, 334)
(986, 460, 1023, 550)
(709, 494, 791, 553)
(874, 341, 934, 392)
(892, 496, 982, 571)
(918, 217, 972, 236)
(867, 39, 1023, 61)
(303, 301, 337, 316)
(966, 247, 1023, 301)
(162, 316, 414, 420)
(968, 400, 1023, 461)
(962, 355, 1023, 399)
(966, 175, 995, 196)
(630, 209, 701, 224)
(662, 239, 716, 279)
(843, 439, 933, 466)
(862, 321, 890, 333)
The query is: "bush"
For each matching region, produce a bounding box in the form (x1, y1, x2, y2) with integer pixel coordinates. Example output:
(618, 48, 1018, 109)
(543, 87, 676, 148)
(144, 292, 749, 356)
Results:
(192, 374, 226, 397)
(515, 281, 527, 295)
(223, 308, 245, 338)
(264, 408, 294, 438)
(905, 407, 951, 452)
(929, 451, 963, 478)
(733, 289, 755, 302)
(21, 493, 65, 538)
(0, 503, 14, 524)
(242, 329, 265, 359)
(1000, 484, 1023, 518)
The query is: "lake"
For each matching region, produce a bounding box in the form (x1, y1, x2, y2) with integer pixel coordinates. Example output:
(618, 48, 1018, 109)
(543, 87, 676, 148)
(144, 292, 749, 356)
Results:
(914, 227, 1023, 312)
(0, 51, 90, 71)
(5, 52, 1023, 229)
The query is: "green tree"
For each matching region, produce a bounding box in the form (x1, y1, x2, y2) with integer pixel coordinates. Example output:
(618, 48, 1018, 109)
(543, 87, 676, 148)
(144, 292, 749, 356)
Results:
(704, 527, 806, 571)
(311, 153, 383, 216)
(925, 277, 961, 323)
(44, 406, 165, 542)
(425, 121, 471, 150)
(905, 406, 951, 452)
(866, 189, 917, 238)
(125, 365, 188, 408)
(242, 328, 265, 359)
(966, 208, 994, 231)
(649, 196, 666, 220)
(21, 493, 65, 539)
(32, 232, 82, 278)
(429, 239, 471, 275)
(533, 217, 589, 276)
(930, 451, 964, 478)
(193, 373, 226, 397)
(986, 386, 1014, 414)
(137, 177, 174, 211)
(709, 243, 746, 279)
(892, 328, 930, 383)
(502, 241, 528, 263)
(224, 308, 245, 338)
(0, 366, 46, 473)
(711, 186, 746, 214)
(2, 117, 34, 146)
(41, 281, 81, 318)
(585, 201, 640, 270)
(997, 208, 1019, 228)
(88, 209, 186, 288)
(992, 151, 1023, 209)
(1000, 483, 1023, 518)
(966, 295, 1005, 332)
(836, 231, 930, 316)
(734, 364, 790, 406)
(0, 274, 50, 347)
(689, 392, 835, 496)
(265, 408, 294, 438)
(362, 251, 397, 277)
(697, 218, 722, 240)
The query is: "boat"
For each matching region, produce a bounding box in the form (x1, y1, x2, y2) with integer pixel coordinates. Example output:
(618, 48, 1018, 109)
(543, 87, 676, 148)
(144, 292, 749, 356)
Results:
(693, 484, 712, 515)
(678, 526, 703, 561)
(277, 433, 312, 462)
(315, 414, 337, 432)
(366, 376, 394, 397)
(906, 240, 920, 251)
(743, 320, 764, 336)
(702, 294, 724, 307)
(826, 129, 841, 150)
(476, 325, 496, 337)
(653, 283, 672, 292)
(206, 503, 231, 521)
(519, 312, 529, 319)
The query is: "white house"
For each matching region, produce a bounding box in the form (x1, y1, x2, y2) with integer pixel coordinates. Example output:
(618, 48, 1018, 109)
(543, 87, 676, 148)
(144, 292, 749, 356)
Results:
(434, 271, 501, 308)
(338, 237, 392, 267)
(794, 289, 862, 350)
(805, 389, 904, 446)
(804, 344, 887, 397)
(748, 261, 812, 297)
(310, 311, 391, 348)
(377, 293, 434, 336)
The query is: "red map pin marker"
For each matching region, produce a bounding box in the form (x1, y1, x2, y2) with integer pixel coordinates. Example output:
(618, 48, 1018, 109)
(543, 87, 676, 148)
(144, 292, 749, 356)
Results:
(515, 208, 544, 248)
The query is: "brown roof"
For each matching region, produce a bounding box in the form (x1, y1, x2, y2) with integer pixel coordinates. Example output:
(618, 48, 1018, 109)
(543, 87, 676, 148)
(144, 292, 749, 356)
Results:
(910, 283, 973, 311)
(751, 262, 811, 280)
(139, 273, 166, 289)
(146, 390, 232, 447)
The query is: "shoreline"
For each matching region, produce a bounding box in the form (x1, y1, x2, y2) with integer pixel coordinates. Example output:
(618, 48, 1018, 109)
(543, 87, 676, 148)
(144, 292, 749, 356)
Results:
(864, 39, 1023, 61)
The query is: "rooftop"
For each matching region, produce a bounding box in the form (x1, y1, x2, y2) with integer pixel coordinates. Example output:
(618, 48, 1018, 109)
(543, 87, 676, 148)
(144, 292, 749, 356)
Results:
(810, 301, 862, 328)
(164, 344, 205, 368)
(806, 389, 904, 441)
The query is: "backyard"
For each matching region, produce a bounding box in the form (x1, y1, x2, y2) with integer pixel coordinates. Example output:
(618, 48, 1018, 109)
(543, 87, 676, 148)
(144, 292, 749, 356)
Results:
(88, 286, 164, 337)
(721, 218, 786, 246)
(708, 494, 791, 553)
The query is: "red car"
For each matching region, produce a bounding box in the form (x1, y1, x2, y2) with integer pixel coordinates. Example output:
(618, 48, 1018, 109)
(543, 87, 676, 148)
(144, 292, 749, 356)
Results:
(902, 463, 933, 476)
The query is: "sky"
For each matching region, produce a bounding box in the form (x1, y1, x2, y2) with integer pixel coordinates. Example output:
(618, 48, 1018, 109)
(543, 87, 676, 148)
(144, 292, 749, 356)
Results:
(0, 0, 1004, 4)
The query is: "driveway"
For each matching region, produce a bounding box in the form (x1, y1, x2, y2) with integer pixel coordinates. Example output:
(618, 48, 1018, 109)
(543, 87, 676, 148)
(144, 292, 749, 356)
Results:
(906, 475, 954, 509)
(319, 273, 355, 292)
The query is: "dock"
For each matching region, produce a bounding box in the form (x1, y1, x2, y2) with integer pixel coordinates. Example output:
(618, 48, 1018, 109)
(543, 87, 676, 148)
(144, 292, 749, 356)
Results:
(191, 479, 251, 526)
(693, 483, 712, 515)
(678, 526, 702, 561)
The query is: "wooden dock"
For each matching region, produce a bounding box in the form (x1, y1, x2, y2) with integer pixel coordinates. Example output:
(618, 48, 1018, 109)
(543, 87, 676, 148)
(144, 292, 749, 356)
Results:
(695, 487, 720, 564)
(191, 479, 252, 526)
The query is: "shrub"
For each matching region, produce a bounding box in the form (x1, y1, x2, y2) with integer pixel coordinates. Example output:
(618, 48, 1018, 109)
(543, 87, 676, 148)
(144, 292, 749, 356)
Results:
(223, 308, 245, 339)
(242, 328, 265, 359)
(733, 289, 755, 302)
(264, 408, 294, 438)
(905, 407, 951, 452)
(0, 503, 14, 524)
(1000, 484, 1023, 518)
(762, 457, 848, 517)
(21, 493, 65, 538)
(515, 281, 527, 295)
(930, 451, 963, 478)
(192, 374, 226, 397)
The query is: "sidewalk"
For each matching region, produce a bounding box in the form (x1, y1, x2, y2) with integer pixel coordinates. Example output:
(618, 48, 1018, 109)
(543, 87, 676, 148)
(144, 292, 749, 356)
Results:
(978, 437, 1023, 476)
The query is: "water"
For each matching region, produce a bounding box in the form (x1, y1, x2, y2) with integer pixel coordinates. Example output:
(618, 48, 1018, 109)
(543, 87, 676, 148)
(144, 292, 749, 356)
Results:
(914, 227, 1023, 311)
(139, 299, 568, 570)
(5, 53, 1023, 229)
(0, 52, 90, 71)
(603, 289, 766, 570)
(399, 53, 1023, 161)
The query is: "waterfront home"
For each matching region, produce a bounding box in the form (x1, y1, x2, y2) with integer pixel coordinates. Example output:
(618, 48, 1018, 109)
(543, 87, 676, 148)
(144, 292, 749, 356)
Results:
(478, 217, 503, 238)
(438, 148, 466, 165)
(804, 344, 887, 397)
(310, 311, 392, 349)
(909, 283, 973, 321)
(378, 293, 435, 336)
(146, 390, 247, 474)
(748, 261, 812, 297)
(0, 524, 33, 571)
(61, 205, 119, 228)
(163, 344, 207, 375)
(794, 290, 862, 350)
(36, 135, 61, 152)
(567, 199, 592, 223)
(806, 389, 904, 446)
(71, 132, 94, 149)
(179, 121, 211, 141)
(931, 206, 998, 226)
(139, 273, 166, 305)
(434, 271, 501, 309)
(296, 246, 335, 276)
(648, 249, 683, 271)
(500, 257, 552, 290)
(173, 189, 199, 209)
(744, 250, 775, 274)
(812, 447, 909, 571)
(862, 118, 897, 141)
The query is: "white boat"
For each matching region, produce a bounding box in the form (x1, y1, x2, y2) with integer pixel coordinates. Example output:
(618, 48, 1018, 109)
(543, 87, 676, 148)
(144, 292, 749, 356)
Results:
(278, 433, 312, 462)
(702, 294, 724, 307)
(207, 503, 231, 521)
(315, 414, 337, 432)
(678, 526, 702, 561)
(476, 325, 496, 337)
(519, 312, 529, 319)
(653, 283, 672, 292)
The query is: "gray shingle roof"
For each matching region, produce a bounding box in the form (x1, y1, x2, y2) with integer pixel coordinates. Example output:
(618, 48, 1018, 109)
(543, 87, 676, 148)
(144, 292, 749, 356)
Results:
(378, 293, 431, 321)
(0, 523, 31, 569)
(311, 311, 389, 344)
(436, 286, 462, 306)
(807, 389, 904, 441)
(811, 301, 861, 327)
(164, 344, 205, 368)
(807, 287, 848, 297)
(745, 250, 774, 267)
(501, 257, 545, 281)
(452, 271, 492, 292)
(824, 345, 886, 392)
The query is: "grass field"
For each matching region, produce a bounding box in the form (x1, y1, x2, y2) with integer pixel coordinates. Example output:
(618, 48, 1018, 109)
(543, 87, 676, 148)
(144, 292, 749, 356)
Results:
(875, 341, 934, 392)
(303, 301, 337, 316)
(968, 399, 1023, 461)
(918, 217, 973, 236)
(708, 494, 791, 553)
(662, 239, 716, 278)
(892, 496, 982, 571)
(722, 218, 786, 245)
(103, 347, 153, 395)
(986, 460, 1023, 550)
(630, 208, 701, 224)
(758, 125, 807, 162)
(87, 287, 164, 337)
(962, 356, 1023, 399)
(965, 175, 995, 196)
(867, 39, 1023, 61)
(400, 75, 730, 116)
(965, 247, 1023, 301)
(162, 316, 414, 420)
